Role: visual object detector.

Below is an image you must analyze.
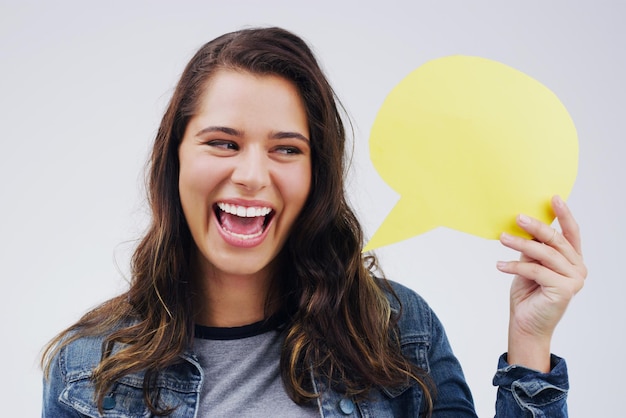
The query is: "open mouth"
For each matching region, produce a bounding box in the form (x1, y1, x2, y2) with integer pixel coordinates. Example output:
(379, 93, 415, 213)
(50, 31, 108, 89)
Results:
(214, 202, 274, 240)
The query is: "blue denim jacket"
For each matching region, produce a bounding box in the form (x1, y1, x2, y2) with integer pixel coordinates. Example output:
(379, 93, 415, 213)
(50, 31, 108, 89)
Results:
(42, 281, 569, 417)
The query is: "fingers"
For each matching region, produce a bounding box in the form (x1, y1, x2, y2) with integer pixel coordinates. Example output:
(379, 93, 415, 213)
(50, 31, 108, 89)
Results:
(499, 232, 581, 280)
(497, 259, 581, 295)
(513, 201, 584, 270)
(498, 195, 588, 283)
(543, 228, 558, 246)
(551, 195, 583, 255)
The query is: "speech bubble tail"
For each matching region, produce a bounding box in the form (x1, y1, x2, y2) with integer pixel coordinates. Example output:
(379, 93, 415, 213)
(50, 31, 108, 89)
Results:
(363, 199, 437, 252)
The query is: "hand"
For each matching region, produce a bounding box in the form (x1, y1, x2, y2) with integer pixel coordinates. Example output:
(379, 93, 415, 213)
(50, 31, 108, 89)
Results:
(497, 195, 587, 372)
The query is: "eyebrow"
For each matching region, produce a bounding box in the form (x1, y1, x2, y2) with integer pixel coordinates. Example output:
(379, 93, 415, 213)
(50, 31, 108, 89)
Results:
(271, 131, 310, 143)
(196, 126, 310, 143)
(196, 126, 243, 137)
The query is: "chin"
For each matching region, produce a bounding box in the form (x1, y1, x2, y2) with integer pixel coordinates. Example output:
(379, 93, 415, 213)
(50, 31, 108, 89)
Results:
(205, 249, 276, 279)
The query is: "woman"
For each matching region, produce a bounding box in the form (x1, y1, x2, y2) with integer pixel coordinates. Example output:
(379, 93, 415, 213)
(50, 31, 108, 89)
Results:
(42, 27, 586, 417)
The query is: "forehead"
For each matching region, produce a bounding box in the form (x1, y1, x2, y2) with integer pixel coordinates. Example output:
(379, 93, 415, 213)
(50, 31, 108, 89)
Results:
(201, 69, 301, 102)
(192, 69, 308, 129)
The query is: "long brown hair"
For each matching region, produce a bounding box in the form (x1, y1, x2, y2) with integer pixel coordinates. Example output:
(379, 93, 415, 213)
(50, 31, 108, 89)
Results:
(42, 27, 434, 415)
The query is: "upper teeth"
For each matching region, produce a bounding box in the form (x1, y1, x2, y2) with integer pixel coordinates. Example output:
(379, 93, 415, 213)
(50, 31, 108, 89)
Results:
(217, 202, 272, 218)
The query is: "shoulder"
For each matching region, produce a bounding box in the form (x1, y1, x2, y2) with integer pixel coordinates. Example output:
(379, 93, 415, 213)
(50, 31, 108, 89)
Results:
(43, 321, 201, 417)
(50, 318, 137, 381)
(44, 330, 112, 392)
(44, 316, 136, 399)
(382, 279, 435, 338)
(43, 330, 114, 417)
(44, 324, 131, 405)
(383, 279, 430, 309)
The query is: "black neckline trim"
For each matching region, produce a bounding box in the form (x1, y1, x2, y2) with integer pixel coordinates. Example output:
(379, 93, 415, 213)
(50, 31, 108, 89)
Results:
(194, 313, 286, 341)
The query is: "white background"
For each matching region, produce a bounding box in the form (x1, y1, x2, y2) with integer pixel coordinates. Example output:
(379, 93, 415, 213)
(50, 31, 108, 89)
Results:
(1, 1, 624, 416)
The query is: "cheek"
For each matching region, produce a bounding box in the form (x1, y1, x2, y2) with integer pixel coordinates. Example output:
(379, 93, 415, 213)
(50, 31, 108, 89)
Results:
(180, 158, 221, 195)
(286, 164, 312, 209)
(178, 174, 199, 228)
(179, 167, 200, 209)
(178, 161, 220, 222)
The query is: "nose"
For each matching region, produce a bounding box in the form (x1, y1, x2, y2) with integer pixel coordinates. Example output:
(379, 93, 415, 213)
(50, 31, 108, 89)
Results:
(230, 146, 271, 192)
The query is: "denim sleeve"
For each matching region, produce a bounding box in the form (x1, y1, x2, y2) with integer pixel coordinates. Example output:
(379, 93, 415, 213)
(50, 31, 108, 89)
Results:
(386, 280, 478, 417)
(391, 280, 569, 417)
(42, 347, 82, 418)
(427, 308, 479, 417)
(492, 354, 569, 418)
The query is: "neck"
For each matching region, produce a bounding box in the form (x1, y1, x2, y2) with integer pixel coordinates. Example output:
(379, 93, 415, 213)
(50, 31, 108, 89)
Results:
(192, 262, 275, 328)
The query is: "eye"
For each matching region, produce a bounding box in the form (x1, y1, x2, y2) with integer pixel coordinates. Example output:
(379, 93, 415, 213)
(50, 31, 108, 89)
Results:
(273, 146, 303, 155)
(206, 140, 239, 151)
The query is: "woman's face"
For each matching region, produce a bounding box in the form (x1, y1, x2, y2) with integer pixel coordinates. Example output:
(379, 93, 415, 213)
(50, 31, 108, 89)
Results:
(178, 69, 311, 282)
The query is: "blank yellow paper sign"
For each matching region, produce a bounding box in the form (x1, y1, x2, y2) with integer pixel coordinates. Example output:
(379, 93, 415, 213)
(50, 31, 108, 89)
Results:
(364, 55, 578, 251)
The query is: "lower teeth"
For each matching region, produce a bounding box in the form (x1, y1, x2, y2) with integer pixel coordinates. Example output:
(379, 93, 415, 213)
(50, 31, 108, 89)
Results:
(223, 228, 263, 240)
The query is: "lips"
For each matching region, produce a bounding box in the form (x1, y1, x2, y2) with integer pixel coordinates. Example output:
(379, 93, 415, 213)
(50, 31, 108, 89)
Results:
(214, 202, 274, 241)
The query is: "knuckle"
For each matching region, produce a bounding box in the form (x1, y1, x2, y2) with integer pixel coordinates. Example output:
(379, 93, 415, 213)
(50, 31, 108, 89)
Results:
(580, 265, 588, 280)
(575, 279, 585, 293)
(546, 246, 560, 259)
(528, 263, 543, 277)
(570, 279, 584, 296)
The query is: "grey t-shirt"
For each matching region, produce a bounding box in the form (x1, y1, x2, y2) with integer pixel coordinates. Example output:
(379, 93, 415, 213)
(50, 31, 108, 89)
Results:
(193, 320, 320, 417)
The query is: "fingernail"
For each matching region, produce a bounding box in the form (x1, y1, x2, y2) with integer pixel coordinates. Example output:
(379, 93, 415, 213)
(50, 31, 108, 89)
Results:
(518, 214, 531, 225)
(500, 232, 512, 243)
(554, 195, 563, 207)
(496, 261, 507, 270)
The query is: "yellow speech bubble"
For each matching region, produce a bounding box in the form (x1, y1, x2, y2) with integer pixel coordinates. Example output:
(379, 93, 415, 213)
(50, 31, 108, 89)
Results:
(364, 55, 578, 251)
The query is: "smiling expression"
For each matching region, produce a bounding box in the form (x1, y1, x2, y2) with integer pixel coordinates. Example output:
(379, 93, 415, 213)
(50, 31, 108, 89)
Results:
(178, 70, 311, 283)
